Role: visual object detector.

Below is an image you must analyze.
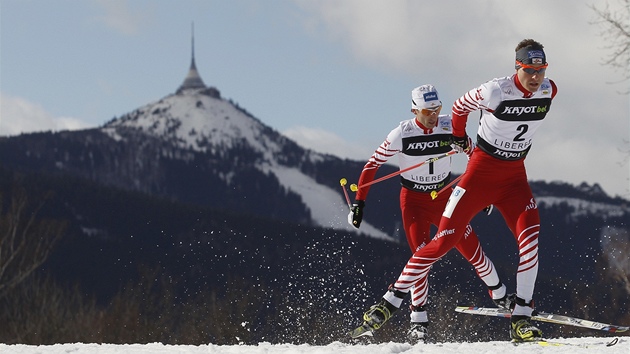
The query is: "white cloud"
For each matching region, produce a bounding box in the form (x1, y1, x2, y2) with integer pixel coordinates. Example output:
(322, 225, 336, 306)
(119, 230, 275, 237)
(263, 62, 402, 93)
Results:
(0, 93, 92, 137)
(293, 0, 512, 77)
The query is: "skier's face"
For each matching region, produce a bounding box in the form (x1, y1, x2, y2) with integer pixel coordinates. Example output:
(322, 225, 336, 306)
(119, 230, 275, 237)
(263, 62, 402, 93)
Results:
(516, 61, 547, 93)
(414, 106, 441, 128)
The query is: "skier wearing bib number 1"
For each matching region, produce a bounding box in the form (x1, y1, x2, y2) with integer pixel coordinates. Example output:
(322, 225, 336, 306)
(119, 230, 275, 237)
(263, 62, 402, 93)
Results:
(353, 39, 558, 343)
(349, 84, 506, 343)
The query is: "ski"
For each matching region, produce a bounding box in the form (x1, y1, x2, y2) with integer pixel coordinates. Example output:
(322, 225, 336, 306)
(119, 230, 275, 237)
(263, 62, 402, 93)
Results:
(349, 323, 374, 339)
(512, 337, 619, 347)
(455, 306, 629, 333)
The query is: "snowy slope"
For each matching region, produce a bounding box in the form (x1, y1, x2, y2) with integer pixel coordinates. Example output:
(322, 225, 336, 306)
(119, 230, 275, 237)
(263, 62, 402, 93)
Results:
(102, 91, 392, 240)
(0, 337, 627, 353)
(261, 164, 392, 240)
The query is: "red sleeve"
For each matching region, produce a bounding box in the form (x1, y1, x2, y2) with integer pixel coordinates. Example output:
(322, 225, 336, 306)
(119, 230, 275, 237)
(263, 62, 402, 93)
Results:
(451, 94, 472, 138)
(354, 136, 398, 201)
(451, 85, 485, 138)
(355, 160, 379, 201)
(451, 110, 469, 138)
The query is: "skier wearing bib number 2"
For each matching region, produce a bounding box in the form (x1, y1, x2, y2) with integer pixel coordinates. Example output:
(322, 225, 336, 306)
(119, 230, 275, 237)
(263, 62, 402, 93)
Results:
(354, 39, 557, 342)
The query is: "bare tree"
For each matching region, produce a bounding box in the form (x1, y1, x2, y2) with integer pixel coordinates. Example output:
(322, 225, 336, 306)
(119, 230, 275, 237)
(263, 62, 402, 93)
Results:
(0, 188, 66, 298)
(590, 0, 630, 195)
(590, 0, 630, 82)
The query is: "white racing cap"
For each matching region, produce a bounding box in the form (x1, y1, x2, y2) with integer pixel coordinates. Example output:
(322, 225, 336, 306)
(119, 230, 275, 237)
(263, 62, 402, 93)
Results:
(411, 84, 442, 110)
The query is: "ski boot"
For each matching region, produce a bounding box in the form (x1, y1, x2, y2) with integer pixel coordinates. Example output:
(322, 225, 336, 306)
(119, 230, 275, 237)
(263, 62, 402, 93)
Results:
(493, 293, 516, 310)
(349, 298, 398, 338)
(488, 282, 512, 309)
(408, 322, 429, 344)
(349, 286, 406, 339)
(407, 305, 429, 344)
(510, 317, 543, 342)
(509, 297, 542, 342)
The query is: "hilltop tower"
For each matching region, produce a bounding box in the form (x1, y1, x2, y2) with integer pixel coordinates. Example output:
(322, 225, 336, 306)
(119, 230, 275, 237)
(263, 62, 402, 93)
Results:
(176, 23, 220, 98)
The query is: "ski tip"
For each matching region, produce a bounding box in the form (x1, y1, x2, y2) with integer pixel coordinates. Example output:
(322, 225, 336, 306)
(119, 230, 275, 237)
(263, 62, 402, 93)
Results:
(606, 338, 619, 347)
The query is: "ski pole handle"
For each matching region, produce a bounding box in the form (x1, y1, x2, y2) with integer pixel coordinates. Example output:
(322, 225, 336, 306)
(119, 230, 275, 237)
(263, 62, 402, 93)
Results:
(339, 178, 352, 208)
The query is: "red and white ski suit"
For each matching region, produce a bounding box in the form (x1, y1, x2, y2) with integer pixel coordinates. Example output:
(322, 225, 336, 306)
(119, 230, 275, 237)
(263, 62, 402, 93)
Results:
(356, 115, 501, 309)
(386, 74, 557, 315)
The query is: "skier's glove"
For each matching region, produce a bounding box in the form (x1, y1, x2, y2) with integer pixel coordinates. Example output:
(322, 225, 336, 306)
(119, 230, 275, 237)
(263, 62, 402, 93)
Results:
(451, 135, 474, 158)
(347, 200, 365, 229)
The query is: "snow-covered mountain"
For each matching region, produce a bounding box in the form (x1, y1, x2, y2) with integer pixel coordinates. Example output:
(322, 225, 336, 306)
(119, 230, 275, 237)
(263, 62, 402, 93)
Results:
(99, 80, 391, 240)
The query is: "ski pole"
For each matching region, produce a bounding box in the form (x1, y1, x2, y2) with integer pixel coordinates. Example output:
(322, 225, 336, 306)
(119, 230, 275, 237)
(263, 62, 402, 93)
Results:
(430, 174, 464, 200)
(354, 150, 458, 190)
(339, 178, 352, 208)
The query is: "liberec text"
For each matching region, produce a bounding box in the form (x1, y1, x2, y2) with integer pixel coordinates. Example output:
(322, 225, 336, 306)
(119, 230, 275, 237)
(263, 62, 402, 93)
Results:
(410, 171, 448, 182)
(493, 138, 531, 150)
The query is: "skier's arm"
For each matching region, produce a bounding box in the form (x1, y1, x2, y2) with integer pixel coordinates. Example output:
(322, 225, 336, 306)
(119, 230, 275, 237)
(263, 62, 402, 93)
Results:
(452, 87, 483, 138)
(355, 131, 400, 201)
(349, 130, 400, 229)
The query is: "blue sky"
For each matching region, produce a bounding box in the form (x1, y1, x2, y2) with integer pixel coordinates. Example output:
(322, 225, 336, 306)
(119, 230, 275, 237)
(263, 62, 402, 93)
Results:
(1, 0, 629, 198)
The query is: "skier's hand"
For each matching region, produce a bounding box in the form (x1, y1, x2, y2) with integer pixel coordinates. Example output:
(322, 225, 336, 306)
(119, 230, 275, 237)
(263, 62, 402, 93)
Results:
(451, 135, 474, 158)
(347, 200, 365, 229)
(465, 140, 476, 159)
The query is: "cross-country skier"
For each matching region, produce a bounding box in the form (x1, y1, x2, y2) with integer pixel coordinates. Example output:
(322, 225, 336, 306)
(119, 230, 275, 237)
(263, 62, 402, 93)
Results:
(355, 39, 557, 342)
(349, 84, 506, 343)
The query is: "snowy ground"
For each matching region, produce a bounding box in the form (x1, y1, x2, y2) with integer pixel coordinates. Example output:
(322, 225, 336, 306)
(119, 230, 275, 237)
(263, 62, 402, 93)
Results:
(0, 338, 627, 354)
